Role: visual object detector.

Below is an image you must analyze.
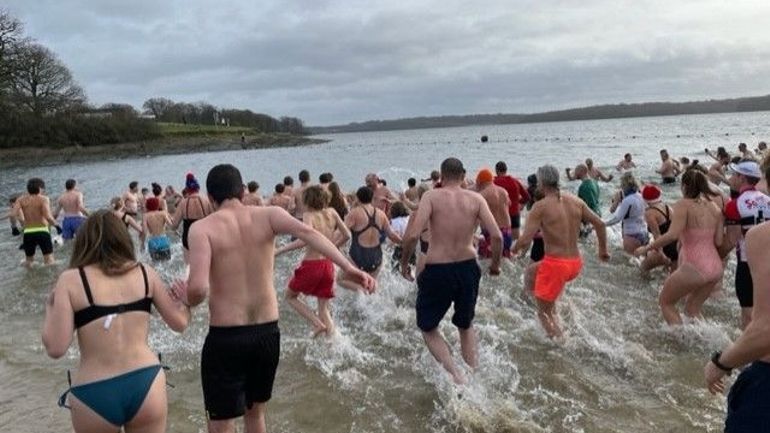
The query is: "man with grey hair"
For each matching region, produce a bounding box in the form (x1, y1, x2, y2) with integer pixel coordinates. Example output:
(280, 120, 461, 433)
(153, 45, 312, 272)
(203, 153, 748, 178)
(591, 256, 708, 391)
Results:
(512, 165, 609, 339)
(400, 157, 502, 384)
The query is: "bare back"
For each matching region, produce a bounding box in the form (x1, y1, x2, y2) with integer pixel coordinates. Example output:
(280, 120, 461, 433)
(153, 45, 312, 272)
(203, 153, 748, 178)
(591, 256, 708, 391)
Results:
(58, 191, 84, 216)
(478, 184, 511, 228)
(346, 204, 387, 248)
(17, 194, 52, 227)
(533, 193, 585, 257)
(420, 186, 487, 263)
(179, 194, 211, 220)
(144, 211, 169, 236)
(303, 208, 343, 259)
(190, 206, 280, 326)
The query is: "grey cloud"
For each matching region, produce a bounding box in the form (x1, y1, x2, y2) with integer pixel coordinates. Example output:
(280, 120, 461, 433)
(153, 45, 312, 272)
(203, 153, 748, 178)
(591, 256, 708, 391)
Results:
(6, 0, 770, 125)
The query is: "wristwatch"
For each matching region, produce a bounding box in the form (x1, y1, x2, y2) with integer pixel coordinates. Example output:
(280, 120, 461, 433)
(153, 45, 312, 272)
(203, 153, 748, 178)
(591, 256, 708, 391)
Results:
(711, 351, 733, 375)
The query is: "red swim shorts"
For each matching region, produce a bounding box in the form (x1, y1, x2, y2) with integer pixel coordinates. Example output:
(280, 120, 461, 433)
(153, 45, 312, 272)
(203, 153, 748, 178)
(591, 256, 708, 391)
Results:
(288, 259, 335, 299)
(534, 255, 583, 302)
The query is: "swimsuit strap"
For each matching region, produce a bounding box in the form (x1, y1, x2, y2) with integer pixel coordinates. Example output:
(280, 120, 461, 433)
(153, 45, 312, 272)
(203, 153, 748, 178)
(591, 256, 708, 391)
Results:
(139, 263, 149, 297)
(649, 205, 670, 222)
(78, 267, 95, 306)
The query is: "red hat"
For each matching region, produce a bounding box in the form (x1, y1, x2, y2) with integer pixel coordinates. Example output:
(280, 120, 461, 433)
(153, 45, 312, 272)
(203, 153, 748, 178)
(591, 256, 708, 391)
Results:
(641, 184, 661, 201)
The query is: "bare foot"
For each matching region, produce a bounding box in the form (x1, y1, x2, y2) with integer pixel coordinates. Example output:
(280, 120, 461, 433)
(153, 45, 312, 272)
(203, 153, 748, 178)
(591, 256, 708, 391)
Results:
(312, 323, 328, 338)
(452, 371, 467, 385)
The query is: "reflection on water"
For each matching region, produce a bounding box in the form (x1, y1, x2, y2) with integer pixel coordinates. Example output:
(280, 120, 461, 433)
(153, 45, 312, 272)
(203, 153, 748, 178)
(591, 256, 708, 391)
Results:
(1, 111, 765, 432)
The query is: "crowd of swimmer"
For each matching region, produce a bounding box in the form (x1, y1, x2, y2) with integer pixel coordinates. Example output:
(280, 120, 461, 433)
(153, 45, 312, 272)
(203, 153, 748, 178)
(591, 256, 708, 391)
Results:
(5, 139, 770, 433)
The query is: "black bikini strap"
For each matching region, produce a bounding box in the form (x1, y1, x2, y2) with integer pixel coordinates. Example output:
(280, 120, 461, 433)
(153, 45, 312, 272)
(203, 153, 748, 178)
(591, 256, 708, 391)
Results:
(57, 370, 73, 409)
(139, 264, 149, 297)
(77, 267, 94, 305)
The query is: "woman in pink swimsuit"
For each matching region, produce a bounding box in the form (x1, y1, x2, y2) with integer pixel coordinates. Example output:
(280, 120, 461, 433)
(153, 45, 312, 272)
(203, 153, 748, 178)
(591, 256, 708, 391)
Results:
(636, 168, 724, 325)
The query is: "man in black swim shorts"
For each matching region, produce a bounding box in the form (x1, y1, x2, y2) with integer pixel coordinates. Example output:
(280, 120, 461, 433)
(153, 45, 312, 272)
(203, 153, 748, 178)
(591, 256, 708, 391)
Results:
(400, 157, 502, 384)
(183, 164, 375, 433)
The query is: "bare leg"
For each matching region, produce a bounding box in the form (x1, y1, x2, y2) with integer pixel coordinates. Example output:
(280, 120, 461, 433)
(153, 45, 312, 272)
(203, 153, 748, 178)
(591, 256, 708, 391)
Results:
(23, 256, 34, 268)
(535, 298, 562, 339)
(207, 419, 235, 433)
(285, 289, 326, 336)
(524, 261, 540, 293)
(43, 253, 55, 265)
(511, 228, 520, 241)
(244, 402, 267, 433)
(317, 298, 335, 337)
(640, 250, 669, 272)
(683, 277, 719, 319)
(658, 264, 704, 325)
(458, 326, 478, 369)
(422, 329, 464, 384)
(622, 236, 642, 255)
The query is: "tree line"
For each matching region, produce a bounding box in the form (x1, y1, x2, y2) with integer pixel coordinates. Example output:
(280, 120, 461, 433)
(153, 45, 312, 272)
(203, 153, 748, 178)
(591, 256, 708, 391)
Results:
(0, 10, 306, 149)
(310, 95, 770, 134)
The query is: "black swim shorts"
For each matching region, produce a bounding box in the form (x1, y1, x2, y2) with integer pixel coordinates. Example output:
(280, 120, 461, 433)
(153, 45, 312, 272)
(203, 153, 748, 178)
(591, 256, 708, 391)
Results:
(415, 258, 481, 332)
(662, 177, 677, 184)
(510, 214, 521, 229)
(725, 361, 770, 432)
(201, 322, 280, 420)
(23, 231, 53, 257)
(735, 261, 753, 308)
(530, 237, 545, 262)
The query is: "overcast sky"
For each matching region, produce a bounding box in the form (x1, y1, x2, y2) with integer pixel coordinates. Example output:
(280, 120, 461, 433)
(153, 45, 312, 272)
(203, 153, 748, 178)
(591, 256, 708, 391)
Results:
(6, 0, 770, 125)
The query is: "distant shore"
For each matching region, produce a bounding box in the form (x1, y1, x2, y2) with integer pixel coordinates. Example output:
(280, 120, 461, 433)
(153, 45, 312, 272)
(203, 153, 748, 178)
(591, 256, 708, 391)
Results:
(0, 133, 328, 168)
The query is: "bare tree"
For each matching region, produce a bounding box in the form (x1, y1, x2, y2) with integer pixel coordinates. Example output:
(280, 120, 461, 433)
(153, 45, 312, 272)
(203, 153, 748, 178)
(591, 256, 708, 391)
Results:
(11, 42, 85, 115)
(0, 9, 23, 103)
(142, 97, 175, 119)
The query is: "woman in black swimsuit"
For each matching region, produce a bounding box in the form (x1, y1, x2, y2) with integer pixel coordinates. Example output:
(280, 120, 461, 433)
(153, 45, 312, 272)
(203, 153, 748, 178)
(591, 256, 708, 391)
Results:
(171, 173, 212, 262)
(640, 185, 678, 272)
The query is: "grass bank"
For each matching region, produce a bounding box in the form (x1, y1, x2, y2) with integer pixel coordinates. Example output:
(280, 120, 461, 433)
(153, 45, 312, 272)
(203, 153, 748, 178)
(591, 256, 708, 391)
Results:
(0, 130, 327, 168)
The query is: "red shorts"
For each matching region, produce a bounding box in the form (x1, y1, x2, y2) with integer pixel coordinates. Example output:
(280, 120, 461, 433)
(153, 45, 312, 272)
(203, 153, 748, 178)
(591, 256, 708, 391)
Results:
(288, 259, 335, 299)
(534, 255, 583, 302)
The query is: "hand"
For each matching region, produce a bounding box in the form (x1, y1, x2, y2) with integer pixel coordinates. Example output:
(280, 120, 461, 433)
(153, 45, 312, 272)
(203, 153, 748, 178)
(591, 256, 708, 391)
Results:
(598, 251, 610, 262)
(54, 225, 63, 235)
(11, 226, 20, 236)
(704, 361, 727, 395)
(344, 267, 377, 294)
(633, 246, 648, 257)
(400, 263, 414, 282)
(170, 279, 190, 306)
(489, 265, 501, 276)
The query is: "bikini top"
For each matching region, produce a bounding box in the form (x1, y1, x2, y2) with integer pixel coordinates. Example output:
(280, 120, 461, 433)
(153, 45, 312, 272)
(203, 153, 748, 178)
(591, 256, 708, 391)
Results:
(73, 264, 152, 329)
(351, 207, 385, 244)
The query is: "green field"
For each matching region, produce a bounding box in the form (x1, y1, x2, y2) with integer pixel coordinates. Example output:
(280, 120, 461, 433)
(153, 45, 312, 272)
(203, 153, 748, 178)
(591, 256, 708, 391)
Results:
(157, 122, 255, 137)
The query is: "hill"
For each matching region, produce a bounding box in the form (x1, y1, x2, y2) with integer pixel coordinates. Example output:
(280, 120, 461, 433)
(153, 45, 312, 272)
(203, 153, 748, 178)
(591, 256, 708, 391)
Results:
(309, 94, 770, 134)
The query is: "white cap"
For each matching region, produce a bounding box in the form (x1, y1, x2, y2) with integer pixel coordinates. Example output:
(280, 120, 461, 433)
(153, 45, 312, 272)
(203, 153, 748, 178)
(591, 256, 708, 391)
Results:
(730, 161, 761, 178)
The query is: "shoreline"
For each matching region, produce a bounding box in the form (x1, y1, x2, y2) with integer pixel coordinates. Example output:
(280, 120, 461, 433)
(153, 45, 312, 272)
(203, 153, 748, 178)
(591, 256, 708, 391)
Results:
(0, 134, 329, 168)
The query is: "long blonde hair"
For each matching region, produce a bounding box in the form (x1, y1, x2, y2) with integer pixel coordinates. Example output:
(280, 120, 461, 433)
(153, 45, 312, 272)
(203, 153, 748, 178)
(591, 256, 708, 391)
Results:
(70, 210, 137, 274)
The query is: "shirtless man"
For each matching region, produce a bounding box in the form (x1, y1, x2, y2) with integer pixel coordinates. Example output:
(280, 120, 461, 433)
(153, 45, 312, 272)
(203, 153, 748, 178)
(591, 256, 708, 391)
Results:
(708, 152, 731, 186)
(657, 149, 680, 184)
(269, 184, 295, 212)
(512, 165, 609, 339)
(54, 179, 88, 240)
(756, 141, 768, 158)
(399, 157, 502, 384)
(616, 153, 637, 171)
(283, 176, 294, 197)
(183, 164, 375, 433)
(293, 169, 311, 219)
(14, 178, 60, 267)
(566, 158, 613, 182)
(404, 178, 419, 203)
(242, 181, 264, 206)
(365, 173, 397, 213)
(122, 181, 140, 216)
(705, 215, 770, 431)
(422, 170, 441, 187)
(738, 142, 756, 160)
(318, 172, 333, 190)
(475, 169, 512, 258)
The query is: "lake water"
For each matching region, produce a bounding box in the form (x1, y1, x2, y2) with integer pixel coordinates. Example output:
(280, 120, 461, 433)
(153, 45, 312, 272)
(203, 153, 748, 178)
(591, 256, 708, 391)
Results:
(2, 111, 768, 432)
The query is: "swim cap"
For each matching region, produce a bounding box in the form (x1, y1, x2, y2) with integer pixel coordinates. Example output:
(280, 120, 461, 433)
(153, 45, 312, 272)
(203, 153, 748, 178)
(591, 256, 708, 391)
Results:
(641, 184, 661, 202)
(476, 169, 494, 185)
(145, 197, 161, 211)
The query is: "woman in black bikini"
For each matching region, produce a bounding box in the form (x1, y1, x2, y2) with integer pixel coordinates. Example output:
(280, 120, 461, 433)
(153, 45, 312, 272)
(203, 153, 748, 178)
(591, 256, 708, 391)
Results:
(110, 197, 142, 235)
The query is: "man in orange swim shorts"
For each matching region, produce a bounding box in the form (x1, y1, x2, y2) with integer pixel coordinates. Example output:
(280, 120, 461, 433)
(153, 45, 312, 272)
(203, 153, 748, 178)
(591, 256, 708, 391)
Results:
(512, 165, 610, 339)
